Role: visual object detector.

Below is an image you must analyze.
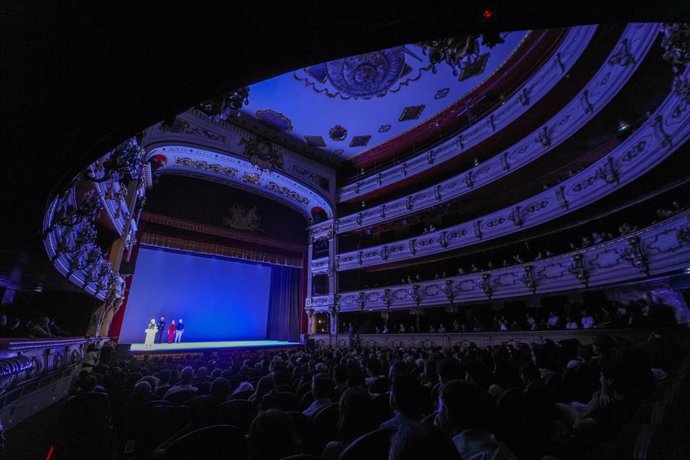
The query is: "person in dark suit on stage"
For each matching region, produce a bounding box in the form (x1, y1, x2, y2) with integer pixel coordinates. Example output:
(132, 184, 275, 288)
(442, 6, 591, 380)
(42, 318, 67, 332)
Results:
(156, 317, 166, 343)
(174, 319, 184, 343)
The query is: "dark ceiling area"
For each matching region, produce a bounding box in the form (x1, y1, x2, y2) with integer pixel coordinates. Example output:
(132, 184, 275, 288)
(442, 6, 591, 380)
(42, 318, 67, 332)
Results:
(2, 1, 690, 268)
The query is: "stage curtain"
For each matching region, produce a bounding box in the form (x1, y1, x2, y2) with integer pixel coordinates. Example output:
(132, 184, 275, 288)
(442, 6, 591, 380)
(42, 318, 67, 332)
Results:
(266, 266, 301, 341)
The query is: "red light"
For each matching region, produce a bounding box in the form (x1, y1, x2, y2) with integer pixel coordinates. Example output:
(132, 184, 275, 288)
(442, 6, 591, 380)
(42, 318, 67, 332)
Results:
(483, 9, 494, 19)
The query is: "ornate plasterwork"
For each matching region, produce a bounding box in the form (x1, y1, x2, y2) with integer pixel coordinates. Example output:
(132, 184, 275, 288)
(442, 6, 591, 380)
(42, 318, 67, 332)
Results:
(336, 23, 656, 233)
(311, 213, 690, 312)
(338, 25, 599, 201)
(143, 110, 337, 205)
(330, 63, 690, 270)
(175, 157, 238, 177)
(147, 145, 333, 220)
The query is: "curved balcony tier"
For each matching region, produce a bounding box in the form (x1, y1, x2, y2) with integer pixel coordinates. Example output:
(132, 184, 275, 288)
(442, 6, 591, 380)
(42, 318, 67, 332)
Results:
(338, 25, 599, 202)
(320, 66, 690, 272)
(335, 24, 660, 234)
(306, 211, 690, 311)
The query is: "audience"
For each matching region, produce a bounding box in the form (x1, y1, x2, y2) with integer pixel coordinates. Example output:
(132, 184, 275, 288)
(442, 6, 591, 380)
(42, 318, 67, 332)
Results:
(50, 327, 687, 460)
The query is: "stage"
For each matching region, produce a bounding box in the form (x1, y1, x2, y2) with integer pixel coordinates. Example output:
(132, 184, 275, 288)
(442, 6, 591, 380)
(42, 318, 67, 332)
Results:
(129, 339, 302, 352)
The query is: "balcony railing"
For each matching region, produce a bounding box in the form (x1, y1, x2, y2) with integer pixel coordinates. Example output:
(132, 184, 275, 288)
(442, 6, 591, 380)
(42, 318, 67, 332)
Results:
(307, 211, 690, 311)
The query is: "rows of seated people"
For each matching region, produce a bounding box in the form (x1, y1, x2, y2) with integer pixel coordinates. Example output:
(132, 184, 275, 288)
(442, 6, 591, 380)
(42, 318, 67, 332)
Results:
(0, 310, 71, 338)
(357, 199, 687, 288)
(340, 299, 678, 335)
(52, 329, 689, 460)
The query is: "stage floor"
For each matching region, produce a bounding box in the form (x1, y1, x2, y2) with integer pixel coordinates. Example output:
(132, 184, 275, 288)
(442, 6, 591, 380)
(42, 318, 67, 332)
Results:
(129, 340, 301, 352)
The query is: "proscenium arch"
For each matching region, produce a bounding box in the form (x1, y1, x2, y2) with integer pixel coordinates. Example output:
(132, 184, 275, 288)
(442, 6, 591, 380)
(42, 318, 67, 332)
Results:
(145, 145, 335, 223)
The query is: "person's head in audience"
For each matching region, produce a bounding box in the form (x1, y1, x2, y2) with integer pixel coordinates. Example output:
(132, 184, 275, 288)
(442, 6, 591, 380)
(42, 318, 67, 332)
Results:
(390, 372, 422, 418)
(132, 381, 152, 401)
(210, 377, 230, 401)
(333, 363, 347, 387)
(179, 366, 194, 385)
(366, 358, 382, 378)
(520, 362, 541, 384)
(312, 372, 333, 401)
(437, 380, 496, 436)
(140, 375, 157, 392)
(346, 362, 366, 387)
(254, 375, 275, 398)
(195, 366, 208, 382)
(389, 421, 460, 460)
(593, 334, 616, 360)
(338, 386, 376, 444)
(248, 409, 299, 460)
(81, 374, 98, 393)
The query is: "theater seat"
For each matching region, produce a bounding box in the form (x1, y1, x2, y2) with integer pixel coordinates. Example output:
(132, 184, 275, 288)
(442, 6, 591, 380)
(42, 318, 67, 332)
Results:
(153, 424, 247, 460)
(337, 428, 395, 460)
(164, 389, 198, 405)
(218, 399, 257, 434)
(54, 392, 111, 460)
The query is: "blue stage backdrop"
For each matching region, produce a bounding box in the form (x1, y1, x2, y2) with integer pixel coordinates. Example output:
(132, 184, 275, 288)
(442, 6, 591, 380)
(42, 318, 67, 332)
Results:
(120, 246, 273, 343)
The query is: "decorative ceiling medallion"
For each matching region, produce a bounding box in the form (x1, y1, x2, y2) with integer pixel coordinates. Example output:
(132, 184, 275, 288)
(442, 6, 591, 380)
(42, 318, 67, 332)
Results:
(295, 45, 425, 100)
(326, 47, 406, 98)
(399, 105, 425, 121)
(329, 125, 348, 141)
(304, 135, 327, 147)
(378, 124, 392, 133)
(350, 135, 372, 147)
(255, 109, 293, 133)
(434, 88, 450, 99)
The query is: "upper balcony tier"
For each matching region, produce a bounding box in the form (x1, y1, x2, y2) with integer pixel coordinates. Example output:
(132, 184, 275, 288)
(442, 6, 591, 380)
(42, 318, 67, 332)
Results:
(306, 210, 690, 312)
(334, 24, 660, 234)
(312, 64, 690, 273)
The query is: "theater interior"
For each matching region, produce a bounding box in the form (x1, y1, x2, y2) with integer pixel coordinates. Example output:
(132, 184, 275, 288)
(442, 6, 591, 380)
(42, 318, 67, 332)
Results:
(2, 2, 690, 459)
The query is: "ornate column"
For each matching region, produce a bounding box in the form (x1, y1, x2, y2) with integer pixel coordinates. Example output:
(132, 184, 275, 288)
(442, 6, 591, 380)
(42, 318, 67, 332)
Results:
(307, 238, 314, 296)
(306, 308, 316, 335)
(329, 299, 340, 335)
(327, 228, 338, 295)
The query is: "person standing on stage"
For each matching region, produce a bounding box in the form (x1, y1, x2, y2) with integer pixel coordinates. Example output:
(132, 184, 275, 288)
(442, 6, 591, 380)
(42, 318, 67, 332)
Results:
(144, 319, 157, 347)
(156, 317, 166, 343)
(167, 320, 176, 344)
(174, 319, 184, 343)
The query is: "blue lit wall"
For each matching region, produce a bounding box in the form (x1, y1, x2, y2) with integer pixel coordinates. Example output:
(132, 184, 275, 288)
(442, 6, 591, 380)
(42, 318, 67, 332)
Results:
(119, 246, 272, 343)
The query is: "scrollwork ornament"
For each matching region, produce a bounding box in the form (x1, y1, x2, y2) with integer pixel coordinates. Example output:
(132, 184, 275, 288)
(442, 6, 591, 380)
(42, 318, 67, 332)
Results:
(383, 288, 391, 310)
(83, 138, 144, 184)
(568, 253, 589, 287)
(410, 284, 421, 307)
(677, 226, 690, 245)
(480, 273, 493, 299)
(522, 265, 538, 294)
(621, 235, 650, 276)
(660, 23, 690, 71)
(356, 291, 366, 311)
(443, 279, 455, 304)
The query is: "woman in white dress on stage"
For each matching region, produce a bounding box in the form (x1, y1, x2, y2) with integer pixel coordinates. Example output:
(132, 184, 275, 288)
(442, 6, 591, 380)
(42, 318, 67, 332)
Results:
(144, 319, 158, 347)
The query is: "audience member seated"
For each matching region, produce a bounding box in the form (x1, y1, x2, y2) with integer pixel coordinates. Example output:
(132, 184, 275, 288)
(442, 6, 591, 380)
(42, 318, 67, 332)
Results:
(247, 409, 300, 460)
(163, 366, 198, 400)
(302, 373, 334, 417)
(380, 373, 426, 430)
(436, 380, 515, 459)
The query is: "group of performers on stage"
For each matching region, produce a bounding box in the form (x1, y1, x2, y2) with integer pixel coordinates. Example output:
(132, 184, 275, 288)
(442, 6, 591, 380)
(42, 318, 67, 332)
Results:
(144, 316, 185, 346)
